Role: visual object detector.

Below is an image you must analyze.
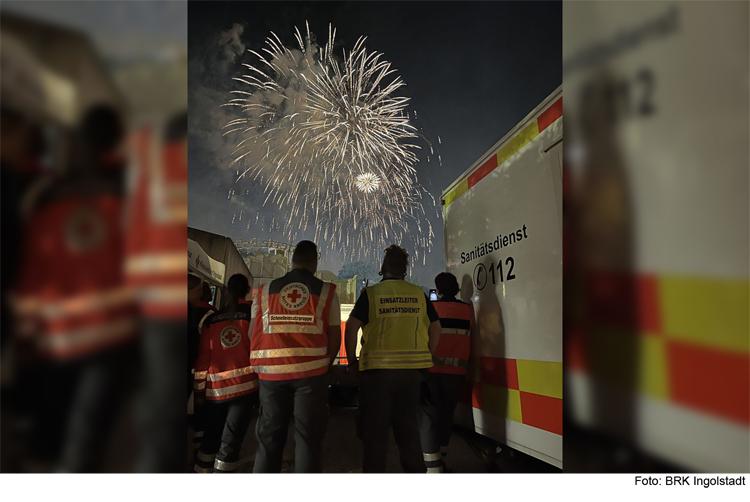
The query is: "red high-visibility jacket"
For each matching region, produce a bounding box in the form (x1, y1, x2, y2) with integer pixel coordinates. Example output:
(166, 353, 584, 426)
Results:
(125, 128, 187, 320)
(12, 172, 138, 360)
(250, 270, 335, 381)
(430, 299, 473, 375)
(194, 299, 258, 401)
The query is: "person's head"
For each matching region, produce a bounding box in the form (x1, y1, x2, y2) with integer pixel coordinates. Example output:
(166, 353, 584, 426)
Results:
(380, 244, 409, 279)
(292, 240, 318, 273)
(80, 105, 124, 163)
(227, 273, 250, 302)
(201, 281, 213, 303)
(188, 274, 203, 304)
(434, 272, 459, 300)
(164, 110, 187, 167)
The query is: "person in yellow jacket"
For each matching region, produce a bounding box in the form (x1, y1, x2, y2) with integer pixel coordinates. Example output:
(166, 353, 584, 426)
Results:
(345, 245, 441, 473)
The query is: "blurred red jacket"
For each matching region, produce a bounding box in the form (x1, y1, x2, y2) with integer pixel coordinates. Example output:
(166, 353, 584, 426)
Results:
(13, 170, 138, 360)
(125, 127, 188, 320)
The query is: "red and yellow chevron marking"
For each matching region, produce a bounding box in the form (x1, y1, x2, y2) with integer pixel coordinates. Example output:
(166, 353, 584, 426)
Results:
(459, 357, 563, 436)
(568, 271, 750, 426)
(443, 97, 562, 208)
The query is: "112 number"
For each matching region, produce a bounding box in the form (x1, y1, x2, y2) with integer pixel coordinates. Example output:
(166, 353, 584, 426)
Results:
(489, 257, 516, 283)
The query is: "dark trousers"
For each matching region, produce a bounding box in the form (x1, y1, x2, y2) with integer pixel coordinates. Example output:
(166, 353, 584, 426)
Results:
(192, 400, 207, 450)
(187, 370, 194, 400)
(195, 393, 256, 473)
(418, 372, 464, 472)
(358, 369, 426, 473)
(57, 345, 134, 472)
(253, 374, 328, 473)
(135, 318, 187, 473)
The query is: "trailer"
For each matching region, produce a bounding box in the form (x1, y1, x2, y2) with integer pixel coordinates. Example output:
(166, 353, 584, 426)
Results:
(188, 227, 253, 305)
(441, 86, 563, 468)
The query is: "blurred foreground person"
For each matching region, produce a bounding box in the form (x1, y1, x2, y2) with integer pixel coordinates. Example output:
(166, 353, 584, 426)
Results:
(11, 105, 137, 472)
(189, 275, 216, 398)
(251, 241, 341, 473)
(188, 275, 217, 452)
(345, 245, 441, 473)
(126, 112, 188, 472)
(193, 274, 258, 473)
(419, 272, 475, 473)
(0, 106, 45, 353)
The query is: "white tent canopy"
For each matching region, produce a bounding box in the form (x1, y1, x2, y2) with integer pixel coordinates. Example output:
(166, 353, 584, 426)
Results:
(187, 239, 226, 287)
(187, 227, 253, 304)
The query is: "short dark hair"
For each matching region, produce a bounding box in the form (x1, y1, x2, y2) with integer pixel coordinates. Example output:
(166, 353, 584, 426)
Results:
(188, 274, 202, 290)
(81, 104, 124, 154)
(164, 111, 187, 143)
(435, 272, 459, 299)
(381, 244, 409, 276)
(292, 240, 318, 266)
(227, 273, 250, 300)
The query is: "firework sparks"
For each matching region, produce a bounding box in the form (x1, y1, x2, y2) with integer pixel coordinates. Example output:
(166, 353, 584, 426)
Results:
(354, 172, 381, 193)
(223, 22, 437, 261)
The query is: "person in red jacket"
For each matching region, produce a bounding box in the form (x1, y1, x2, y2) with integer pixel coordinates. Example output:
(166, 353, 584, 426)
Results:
(419, 272, 475, 473)
(126, 112, 188, 473)
(189, 275, 217, 398)
(250, 240, 341, 473)
(11, 104, 137, 472)
(188, 275, 217, 452)
(193, 274, 258, 473)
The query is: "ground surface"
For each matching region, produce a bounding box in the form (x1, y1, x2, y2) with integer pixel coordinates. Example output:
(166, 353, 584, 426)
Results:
(187, 396, 560, 474)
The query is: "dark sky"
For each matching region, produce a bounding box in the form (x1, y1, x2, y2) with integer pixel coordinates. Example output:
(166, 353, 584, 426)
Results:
(188, 1, 561, 284)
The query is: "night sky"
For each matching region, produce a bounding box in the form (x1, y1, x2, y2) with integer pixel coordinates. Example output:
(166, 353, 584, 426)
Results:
(188, 1, 561, 285)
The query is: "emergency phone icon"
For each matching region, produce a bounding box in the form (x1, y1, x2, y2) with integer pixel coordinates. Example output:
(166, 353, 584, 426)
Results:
(474, 263, 488, 291)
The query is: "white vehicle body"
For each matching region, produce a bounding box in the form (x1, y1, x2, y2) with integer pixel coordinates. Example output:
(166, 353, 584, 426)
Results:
(441, 86, 563, 467)
(564, 2, 749, 472)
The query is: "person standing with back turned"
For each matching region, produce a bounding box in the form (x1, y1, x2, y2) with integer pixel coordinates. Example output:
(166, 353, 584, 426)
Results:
(193, 273, 258, 473)
(250, 240, 341, 473)
(345, 245, 441, 473)
(419, 272, 475, 473)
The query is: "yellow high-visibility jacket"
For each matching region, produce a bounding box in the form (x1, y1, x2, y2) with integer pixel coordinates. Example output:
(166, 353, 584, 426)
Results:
(359, 280, 433, 371)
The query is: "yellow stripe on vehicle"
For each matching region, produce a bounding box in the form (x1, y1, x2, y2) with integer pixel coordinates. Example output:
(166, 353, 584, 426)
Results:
(443, 179, 469, 208)
(639, 335, 670, 400)
(659, 276, 750, 353)
(516, 359, 563, 399)
(481, 385, 523, 423)
(496, 122, 540, 167)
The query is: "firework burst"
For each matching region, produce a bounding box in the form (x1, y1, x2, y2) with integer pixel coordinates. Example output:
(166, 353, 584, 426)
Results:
(354, 172, 381, 193)
(223, 22, 436, 261)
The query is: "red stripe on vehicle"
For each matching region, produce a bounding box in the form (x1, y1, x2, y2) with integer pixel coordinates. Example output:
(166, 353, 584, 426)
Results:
(468, 155, 498, 189)
(537, 97, 562, 132)
(520, 391, 563, 435)
(667, 340, 750, 425)
(480, 357, 519, 390)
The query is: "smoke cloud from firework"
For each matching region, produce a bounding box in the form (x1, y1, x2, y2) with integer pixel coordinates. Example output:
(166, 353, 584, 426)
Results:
(222, 23, 437, 262)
